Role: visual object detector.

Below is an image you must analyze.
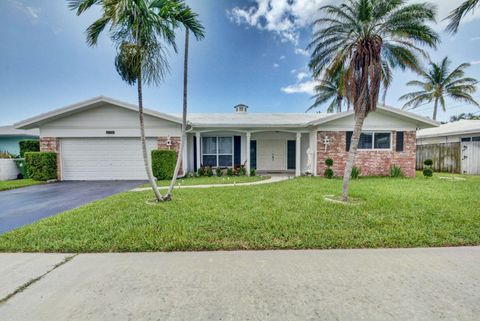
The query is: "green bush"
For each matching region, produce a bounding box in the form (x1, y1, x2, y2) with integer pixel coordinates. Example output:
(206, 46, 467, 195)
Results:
(205, 166, 213, 177)
(324, 168, 334, 179)
(250, 168, 256, 176)
(25, 152, 57, 181)
(151, 150, 177, 180)
(424, 159, 433, 166)
(236, 165, 246, 176)
(423, 167, 433, 178)
(351, 166, 361, 179)
(325, 158, 334, 167)
(19, 140, 39, 158)
(216, 167, 223, 177)
(390, 165, 404, 178)
(197, 166, 205, 176)
(226, 168, 234, 176)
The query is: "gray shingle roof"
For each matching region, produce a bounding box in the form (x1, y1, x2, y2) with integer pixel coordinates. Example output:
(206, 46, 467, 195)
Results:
(417, 120, 480, 138)
(0, 125, 39, 137)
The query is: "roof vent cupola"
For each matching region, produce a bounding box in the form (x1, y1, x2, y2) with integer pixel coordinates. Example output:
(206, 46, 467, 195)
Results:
(234, 104, 248, 113)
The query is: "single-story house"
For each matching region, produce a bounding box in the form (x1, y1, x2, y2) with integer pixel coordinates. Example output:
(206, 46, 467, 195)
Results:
(417, 120, 480, 145)
(0, 125, 39, 155)
(14, 96, 438, 180)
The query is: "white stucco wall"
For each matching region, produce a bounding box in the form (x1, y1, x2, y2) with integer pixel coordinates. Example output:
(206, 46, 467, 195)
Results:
(39, 103, 181, 138)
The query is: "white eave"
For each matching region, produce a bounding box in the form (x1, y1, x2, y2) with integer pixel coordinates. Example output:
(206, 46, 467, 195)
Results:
(306, 104, 439, 129)
(0, 125, 39, 137)
(14, 96, 182, 129)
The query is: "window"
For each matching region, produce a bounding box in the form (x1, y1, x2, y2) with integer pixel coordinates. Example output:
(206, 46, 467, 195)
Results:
(347, 131, 391, 150)
(396, 131, 404, 152)
(202, 136, 233, 167)
(473, 136, 480, 142)
(462, 136, 480, 142)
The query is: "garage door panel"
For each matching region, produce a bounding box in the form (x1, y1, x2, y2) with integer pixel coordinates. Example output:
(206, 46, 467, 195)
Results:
(61, 138, 157, 180)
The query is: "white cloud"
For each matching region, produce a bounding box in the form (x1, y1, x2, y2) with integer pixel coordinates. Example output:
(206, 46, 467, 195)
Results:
(471, 36, 480, 41)
(227, 0, 325, 44)
(296, 72, 309, 81)
(281, 80, 316, 95)
(8, 0, 40, 20)
(294, 48, 309, 56)
(470, 60, 480, 65)
(273, 63, 280, 68)
(279, 55, 286, 60)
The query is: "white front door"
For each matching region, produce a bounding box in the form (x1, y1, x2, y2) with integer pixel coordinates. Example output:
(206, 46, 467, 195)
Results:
(257, 140, 286, 171)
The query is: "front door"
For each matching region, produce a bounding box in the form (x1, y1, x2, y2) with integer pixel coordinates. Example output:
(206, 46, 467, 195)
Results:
(257, 140, 286, 171)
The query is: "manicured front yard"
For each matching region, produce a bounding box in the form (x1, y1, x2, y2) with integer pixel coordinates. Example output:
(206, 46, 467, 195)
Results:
(143, 175, 270, 187)
(0, 179, 42, 192)
(0, 173, 479, 252)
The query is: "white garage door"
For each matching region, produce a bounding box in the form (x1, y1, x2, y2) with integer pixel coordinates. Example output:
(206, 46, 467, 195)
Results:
(61, 138, 157, 180)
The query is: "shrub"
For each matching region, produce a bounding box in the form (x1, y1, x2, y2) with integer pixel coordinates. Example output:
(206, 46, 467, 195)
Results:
(0, 151, 15, 159)
(423, 167, 433, 177)
(390, 165, 404, 178)
(325, 158, 334, 167)
(250, 168, 256, 176)
(324, 168, 334, 179)
(216, 167, 223, 177)
(424, 159, 433, 166)
(226, 168, 234, 176)
(151, 150, 177, 180)
(236, 165, 246, 176)
(351, 166, 361, 179)
(25, 152, 57, 181)
(197, 166, 205, 176)
(205, 166, 213, 177)
(19, 140, 39, 158)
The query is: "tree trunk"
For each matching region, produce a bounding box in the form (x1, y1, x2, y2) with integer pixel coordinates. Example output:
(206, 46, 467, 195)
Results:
(137, 70, 163, 202)
(165, 29, 189, 201)
(341, 110, 367, 202)
(337, 96, 342, 113)
(432, 98, 438, 121)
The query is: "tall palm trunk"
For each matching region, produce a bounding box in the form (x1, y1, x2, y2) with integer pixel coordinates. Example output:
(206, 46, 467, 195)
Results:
(341, 110, 367, 202)
(137, 69, 163, 202)
(432, 98, 438, 120)
(337, 96, 343, 113)
(165, 29, 189, 200)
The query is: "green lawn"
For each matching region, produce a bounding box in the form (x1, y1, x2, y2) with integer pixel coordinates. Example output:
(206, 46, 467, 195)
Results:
(0, 179, 42, 192)
(143, 175, 270, 187)
(1, 173, 479, 252)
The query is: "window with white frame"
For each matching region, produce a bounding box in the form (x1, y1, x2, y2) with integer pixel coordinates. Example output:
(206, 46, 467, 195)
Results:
(202, 136, 233, 167)
(358, 132, 391, 150)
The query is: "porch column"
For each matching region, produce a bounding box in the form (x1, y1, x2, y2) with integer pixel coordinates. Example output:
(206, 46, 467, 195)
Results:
(196, 132, 201, 171)
(296, 132, 301, 177)
(246, 132, 251, 176)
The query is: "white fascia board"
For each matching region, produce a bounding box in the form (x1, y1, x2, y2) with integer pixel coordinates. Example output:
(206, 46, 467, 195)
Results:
(15, 96, 182, 129)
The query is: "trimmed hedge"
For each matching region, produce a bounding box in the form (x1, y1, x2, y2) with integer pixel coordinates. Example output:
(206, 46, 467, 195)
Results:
(151, 150, 177, 180)
(25, 152, 57, 181)
(19, 140, 39, 158)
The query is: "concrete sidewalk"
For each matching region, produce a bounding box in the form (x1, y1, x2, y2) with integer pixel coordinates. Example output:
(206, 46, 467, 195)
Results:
(1, 247, 479, 320)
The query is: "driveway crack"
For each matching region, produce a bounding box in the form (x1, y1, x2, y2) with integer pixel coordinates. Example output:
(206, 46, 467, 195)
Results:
(0, 254, 77, 304)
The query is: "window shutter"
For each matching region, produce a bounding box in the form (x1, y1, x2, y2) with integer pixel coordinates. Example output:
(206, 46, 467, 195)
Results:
(234, 136, 241, 166)
(396, 131, 404, 152)
(346, 131, 353, 151)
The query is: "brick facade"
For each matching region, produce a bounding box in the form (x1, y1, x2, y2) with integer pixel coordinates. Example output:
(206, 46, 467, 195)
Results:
(157, 136, 183, 176)
(317, 131, 416, 178)
(40, 137, 61, 180)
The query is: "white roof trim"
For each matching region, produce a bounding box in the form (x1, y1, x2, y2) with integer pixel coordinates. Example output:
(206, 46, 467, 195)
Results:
(15, 96, 182, 129)
(306, 105, 439, 128)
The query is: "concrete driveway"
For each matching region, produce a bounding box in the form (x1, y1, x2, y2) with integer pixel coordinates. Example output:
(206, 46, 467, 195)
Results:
(0, 247, 479, 321)
(0, 181, 144, 234)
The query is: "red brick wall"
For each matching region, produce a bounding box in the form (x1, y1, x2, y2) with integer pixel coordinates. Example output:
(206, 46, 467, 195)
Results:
(316, 131, 416, 177)
(40, 137, 61, 180)
(157, 136, 183, 176)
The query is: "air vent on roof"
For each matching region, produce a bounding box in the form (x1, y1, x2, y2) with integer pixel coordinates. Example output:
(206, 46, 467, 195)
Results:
(234, 104, 248, 113)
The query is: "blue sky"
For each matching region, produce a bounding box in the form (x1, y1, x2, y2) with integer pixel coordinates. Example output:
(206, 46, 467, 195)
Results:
(1, 0, 480, 126)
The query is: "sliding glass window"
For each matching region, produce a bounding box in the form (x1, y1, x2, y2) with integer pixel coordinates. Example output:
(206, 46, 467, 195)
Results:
(202, 136, 233, 167)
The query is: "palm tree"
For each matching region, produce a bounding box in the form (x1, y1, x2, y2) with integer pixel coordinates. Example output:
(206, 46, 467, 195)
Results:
(445, 0, 479, 34)
(450, 113, 480, 122)
(68, 0, 204, 202)
(308, 69, 347, 113)
(400, 57, 478, 120)
(308, 0, 439, 202)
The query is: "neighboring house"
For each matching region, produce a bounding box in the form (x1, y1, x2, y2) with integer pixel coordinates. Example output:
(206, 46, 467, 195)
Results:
(14, 96, 438, 180)
(416, 120, 480, 175)
(417, 120, 480, 145)
(0, 125, 39, 155)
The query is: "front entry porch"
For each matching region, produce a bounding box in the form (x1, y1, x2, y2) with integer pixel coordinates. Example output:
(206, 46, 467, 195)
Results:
(186, 130, 317, 177)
